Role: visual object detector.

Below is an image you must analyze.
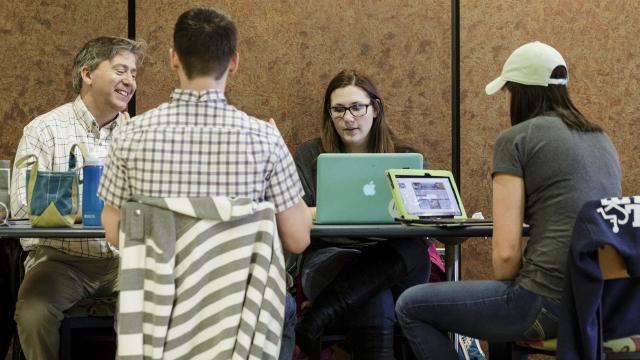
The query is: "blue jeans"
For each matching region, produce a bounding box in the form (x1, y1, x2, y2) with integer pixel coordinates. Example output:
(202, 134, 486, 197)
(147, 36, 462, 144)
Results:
(279, 291, 296, 360)
(396, 280, 561, 360)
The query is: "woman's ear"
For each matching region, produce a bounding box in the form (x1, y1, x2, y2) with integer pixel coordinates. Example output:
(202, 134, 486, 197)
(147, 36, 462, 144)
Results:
(372, 98, 381, 118)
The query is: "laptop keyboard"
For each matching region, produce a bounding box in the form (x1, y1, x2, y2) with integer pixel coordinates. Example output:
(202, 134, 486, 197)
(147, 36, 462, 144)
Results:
(398, 217, 493, 226)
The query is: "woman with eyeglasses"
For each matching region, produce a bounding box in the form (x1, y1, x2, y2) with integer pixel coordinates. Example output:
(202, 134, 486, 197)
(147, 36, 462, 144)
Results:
(395, 42, 621, 359)
(292, 69, 438, 359)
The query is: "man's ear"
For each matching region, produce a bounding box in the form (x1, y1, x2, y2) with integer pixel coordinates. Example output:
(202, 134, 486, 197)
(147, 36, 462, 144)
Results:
(80, 66, 92, 88)
(169, 48, 180, 70)
(228, 52, 239, 75)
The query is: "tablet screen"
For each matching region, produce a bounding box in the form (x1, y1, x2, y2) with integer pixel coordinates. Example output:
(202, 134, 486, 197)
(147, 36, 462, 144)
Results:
(395, 175, 462, 217)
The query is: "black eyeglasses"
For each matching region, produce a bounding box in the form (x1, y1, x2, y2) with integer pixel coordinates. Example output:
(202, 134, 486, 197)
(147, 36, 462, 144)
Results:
(328, 103, 371, 119)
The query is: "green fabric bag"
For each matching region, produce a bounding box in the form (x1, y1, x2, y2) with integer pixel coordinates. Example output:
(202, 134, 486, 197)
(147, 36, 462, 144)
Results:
(15, 144, 88, 227)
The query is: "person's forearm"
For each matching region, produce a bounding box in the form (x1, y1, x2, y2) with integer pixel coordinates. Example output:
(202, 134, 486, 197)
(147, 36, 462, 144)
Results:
(492, 252, 521, 280)
(277, 199, 312, 254)
(102, 204, 121, 247)
(491, 173, 525, 280)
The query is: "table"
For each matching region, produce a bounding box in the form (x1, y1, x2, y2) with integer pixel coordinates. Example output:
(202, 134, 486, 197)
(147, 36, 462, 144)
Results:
(312, 224, 500, 282)
(0, 224, 105, 239)
(0, 223, 529, 283)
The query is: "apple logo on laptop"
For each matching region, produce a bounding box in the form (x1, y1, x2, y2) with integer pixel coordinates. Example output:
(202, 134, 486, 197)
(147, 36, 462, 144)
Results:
(362, 180, 376, 196)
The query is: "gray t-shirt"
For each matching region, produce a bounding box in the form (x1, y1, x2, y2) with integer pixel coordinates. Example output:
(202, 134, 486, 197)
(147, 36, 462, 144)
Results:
(492, 115, 621, 299)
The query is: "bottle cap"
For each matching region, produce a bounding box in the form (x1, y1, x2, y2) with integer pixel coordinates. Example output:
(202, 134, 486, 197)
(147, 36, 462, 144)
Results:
(85, 150, 106, 166)
(84, 157, 103, 166)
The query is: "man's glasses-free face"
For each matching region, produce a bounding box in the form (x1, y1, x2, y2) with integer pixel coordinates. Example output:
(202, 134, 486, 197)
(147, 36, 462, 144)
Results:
(328, 103, 371, 119)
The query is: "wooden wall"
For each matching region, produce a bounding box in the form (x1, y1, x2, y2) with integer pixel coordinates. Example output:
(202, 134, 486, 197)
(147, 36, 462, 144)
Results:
(135, 0, 451, 169)
(0, 0, 128, 159)
(2, 0, 640, 286)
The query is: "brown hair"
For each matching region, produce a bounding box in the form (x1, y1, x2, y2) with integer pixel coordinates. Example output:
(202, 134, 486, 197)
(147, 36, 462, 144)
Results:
(321, 69, 398, 153)
(173, 7, 237, 80)
(505, 66, 602, 132)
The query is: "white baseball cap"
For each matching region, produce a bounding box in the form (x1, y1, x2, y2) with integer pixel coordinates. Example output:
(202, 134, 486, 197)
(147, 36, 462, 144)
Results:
(485, 41, 568, 95)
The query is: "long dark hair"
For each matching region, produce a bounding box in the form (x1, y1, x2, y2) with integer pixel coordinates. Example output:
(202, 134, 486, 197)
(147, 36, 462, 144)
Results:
(505, 66, 602, 132)
(321, 70, 398, 153)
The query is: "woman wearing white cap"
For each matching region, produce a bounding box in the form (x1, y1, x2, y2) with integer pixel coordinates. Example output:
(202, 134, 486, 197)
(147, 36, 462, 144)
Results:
(395, 41, 621, 359)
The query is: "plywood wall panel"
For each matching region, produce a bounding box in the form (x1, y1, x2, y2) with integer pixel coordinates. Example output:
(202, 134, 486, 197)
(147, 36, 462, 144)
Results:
(0, 0, 128, 162)
(460, 0, 640, 280)
(135, 1, 451, 168)
(7, 1, 637, 286)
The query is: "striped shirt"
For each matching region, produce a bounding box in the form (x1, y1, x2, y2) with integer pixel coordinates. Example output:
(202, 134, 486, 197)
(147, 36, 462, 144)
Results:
(11, 96, 122, 258)
(98, 89, 303, 213)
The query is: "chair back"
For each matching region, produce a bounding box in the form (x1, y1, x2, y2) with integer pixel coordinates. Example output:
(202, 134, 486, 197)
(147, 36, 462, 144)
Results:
(558, 196, 640, 360)
(117, 196, 286, 360)
(598, 245, 629, 280)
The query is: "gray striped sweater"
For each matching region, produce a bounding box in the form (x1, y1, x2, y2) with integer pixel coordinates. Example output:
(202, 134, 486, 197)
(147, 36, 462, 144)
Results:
(116, 196, 286, 360)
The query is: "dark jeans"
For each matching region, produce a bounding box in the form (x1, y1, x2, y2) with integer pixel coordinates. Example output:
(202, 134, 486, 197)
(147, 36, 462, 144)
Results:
(305, 237, 430, 328)
(396, 280, 561, 360)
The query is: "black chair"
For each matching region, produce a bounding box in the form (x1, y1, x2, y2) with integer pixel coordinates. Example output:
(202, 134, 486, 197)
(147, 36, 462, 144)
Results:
(58, 294, 117, 360)
(1, 240, 22, 360)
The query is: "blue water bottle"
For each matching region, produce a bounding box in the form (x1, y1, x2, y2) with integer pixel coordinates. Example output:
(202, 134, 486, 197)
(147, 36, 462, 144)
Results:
(82, 155, 104, 226)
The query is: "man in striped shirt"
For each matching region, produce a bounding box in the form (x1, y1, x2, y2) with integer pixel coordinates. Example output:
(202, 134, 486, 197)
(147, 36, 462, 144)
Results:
(10, 36, 145, 359)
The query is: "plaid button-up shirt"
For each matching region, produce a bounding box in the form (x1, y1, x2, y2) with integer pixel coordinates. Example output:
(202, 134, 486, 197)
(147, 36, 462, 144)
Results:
(11, 96, 122, 258)
(99, 89, 304, 214)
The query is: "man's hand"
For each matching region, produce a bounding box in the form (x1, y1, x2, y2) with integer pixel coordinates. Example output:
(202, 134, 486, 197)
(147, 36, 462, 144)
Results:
(268, 118, 281, 135)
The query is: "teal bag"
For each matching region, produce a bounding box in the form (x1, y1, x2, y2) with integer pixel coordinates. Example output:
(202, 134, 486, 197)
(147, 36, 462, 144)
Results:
(15, 144, 88, 227)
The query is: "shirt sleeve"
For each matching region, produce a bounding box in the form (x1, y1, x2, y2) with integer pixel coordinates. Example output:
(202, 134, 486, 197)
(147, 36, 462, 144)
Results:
(98, 135, 130, 208)
(10, 122, 54, 218)
(293, 144, 316, 207)
(265, 135, 304, 213)
(492, 127, 526, 178)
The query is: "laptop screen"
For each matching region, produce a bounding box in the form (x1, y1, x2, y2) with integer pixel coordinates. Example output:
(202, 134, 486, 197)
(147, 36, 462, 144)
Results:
(394, 175, 462, 217)
(316, 153, 424, 224)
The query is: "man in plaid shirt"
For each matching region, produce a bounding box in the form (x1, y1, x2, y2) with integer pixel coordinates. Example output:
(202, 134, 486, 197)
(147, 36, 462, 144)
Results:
(98, 8, 311, 359)
(99, 8, 311, 253)
(10, 36, 145, 359)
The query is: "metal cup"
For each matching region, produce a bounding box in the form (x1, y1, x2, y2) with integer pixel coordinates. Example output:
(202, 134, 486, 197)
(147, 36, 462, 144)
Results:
(0, 159, 9, 207)
(0, 201, 8, 226)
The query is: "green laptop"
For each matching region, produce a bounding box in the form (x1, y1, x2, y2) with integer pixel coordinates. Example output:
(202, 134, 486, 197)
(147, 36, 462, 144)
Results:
(315, 153, 423, 224)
